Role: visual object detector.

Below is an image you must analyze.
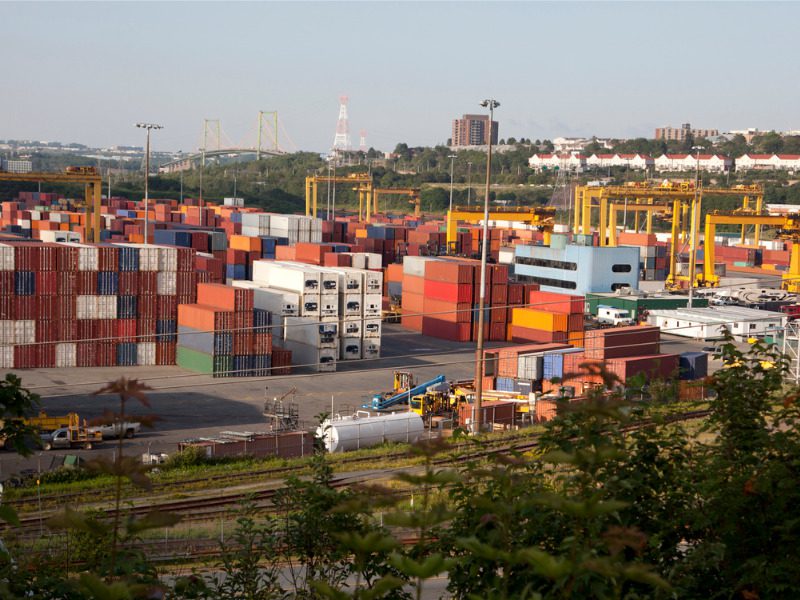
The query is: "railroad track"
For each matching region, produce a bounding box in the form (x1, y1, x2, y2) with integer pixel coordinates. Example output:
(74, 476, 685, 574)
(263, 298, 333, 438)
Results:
(6, 409, 712, 541)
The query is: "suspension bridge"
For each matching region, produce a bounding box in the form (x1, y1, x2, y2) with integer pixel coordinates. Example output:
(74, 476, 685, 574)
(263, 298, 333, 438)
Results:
(158, 111, 291, 173)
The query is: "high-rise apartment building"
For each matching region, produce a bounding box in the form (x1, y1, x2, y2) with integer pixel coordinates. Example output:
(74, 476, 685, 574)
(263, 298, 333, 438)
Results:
(451, 114, 499, 147)
(654, 123, 719, 142)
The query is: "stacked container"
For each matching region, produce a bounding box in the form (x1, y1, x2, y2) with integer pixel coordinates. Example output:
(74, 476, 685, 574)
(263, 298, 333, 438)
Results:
(176, 283, 277, 377)
(510, 290, 585, 345)
(0, 241, 196, 369)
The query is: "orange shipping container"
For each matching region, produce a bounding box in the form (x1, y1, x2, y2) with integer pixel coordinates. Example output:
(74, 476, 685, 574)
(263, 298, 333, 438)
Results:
(512, 308, 568, 332)
(177, 304, 234, 331)
(230, 235, 262, 252)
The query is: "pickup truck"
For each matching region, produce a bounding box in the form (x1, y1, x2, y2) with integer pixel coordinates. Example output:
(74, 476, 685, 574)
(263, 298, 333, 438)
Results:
(87, 421, 141, 439)
(41, 428, 103, 451)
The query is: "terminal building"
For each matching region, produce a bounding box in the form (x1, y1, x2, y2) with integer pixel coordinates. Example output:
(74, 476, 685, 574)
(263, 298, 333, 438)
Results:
(513, 240, 639, 295)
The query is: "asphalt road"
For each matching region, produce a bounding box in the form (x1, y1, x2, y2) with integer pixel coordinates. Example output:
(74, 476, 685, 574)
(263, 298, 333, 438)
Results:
(0, 325, 729, 479)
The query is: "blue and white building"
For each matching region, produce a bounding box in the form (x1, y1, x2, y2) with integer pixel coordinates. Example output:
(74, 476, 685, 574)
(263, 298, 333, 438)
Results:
(513, 243, 639, 295)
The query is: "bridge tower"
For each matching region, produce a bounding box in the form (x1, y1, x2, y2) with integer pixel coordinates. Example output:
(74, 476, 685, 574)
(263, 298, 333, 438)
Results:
(359, 130, 367, 152)
(257, 110, 279, 159)
(332, 95, 351, 151)
(202, 119, 221, 167)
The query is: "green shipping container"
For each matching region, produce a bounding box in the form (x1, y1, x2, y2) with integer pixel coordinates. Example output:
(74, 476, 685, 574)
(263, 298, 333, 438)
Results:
(177, 346, 234, 377)
(586, 293, 708, 317)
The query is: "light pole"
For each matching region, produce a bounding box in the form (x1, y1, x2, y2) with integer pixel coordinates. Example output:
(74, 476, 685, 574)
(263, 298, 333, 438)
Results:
(135, 123, 163, 245)
(473, 98, 499, 435)
(467, 161, 473, 205)
(448, 154, 457, 213)
(688, 145, 704, 308)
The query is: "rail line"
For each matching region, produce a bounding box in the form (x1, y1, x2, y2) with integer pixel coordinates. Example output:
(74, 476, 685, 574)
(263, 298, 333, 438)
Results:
(5, 408, 711, 543)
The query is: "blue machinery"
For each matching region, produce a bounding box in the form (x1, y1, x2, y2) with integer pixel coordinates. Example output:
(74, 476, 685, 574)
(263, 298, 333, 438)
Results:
(365, 375, 447, 411)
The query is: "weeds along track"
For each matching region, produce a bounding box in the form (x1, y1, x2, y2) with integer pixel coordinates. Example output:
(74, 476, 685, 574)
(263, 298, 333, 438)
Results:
(6, 409, 712, 541)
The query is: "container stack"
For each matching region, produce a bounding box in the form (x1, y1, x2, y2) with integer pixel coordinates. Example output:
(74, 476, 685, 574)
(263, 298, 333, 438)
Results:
(0, 241, 196, 369)
(236, 261, 383, 371)
(401, 256, 527, 342)
(509, 290, 585, 345)
(176, 283, 278, 377)
(240, 213, 323, 244)
(483, 342, 575, 394)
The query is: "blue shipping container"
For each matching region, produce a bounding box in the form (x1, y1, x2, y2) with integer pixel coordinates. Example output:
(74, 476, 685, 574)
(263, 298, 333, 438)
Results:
(252, 354, 272, 376)
(97, 271, 119, 295)
(156, 319, 177, 343)
(226, 264, 248, 281)
(679, 352, 708, 381)
(117, 295, 138, 319)
(117, 245, 140, 271)
(233, 355, 253, 377)
(14, 271, 35, 296)
(116, 342, 138, 366)
(253, 309, 271, 333)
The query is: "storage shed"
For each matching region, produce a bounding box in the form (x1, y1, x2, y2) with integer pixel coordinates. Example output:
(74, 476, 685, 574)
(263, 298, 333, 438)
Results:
(647, 306, 786, 340)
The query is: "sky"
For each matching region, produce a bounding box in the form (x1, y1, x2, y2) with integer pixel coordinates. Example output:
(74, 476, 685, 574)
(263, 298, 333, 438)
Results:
(2, 2, 799, 153)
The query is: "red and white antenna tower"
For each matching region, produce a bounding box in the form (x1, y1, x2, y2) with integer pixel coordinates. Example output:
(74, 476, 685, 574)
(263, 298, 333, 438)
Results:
(359, 130, 367, 152)
(332, 95, 351, 150)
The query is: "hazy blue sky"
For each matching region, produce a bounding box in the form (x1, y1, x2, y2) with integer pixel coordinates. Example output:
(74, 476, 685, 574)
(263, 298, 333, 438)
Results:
(2, 2, 798, 153)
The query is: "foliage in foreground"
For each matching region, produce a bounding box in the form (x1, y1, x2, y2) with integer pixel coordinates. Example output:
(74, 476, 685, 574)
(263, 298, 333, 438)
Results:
(0, 338, 799, 598)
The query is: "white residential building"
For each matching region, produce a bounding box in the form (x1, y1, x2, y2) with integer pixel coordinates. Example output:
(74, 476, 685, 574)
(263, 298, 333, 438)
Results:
(552, 137, 612, 153)
(586, 153, 616, 170)
(654, 154, 732, 172)
(528, 153, 587, 172)
(612, 154, 655, 170)
(735, 154, 800, 171)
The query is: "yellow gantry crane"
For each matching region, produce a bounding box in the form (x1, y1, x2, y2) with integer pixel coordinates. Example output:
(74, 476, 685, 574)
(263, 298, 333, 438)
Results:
(371, 188, 422, 219)
(0, 166, 103, 242)
(445, 205, 557, 248)
(304, 173, 373, 220)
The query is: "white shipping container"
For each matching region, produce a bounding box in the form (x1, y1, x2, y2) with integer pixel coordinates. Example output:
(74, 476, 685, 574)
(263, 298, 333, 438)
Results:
(156, 246, 178, 271)
(326, 267, 362, 293)
(0, 244, 14, 270)
(0, 345, 13, 368)
(55, 343, 77, 368)
(347, 253, 367, 269)
(517, 354, 544, 381)
(232, 281, 300, 316)
(299, 296, 321, 318)
(365, 253, 382, 269)
(0, 321, 15, 344)
(363, 319, 382, 339)
(340, 317, 362, 338)
(320, 294, 339, 318)
(241, 225, 261, 237)
(362, 270, 383, 294)
(341, 293, 361, 317)
(283, 316, 338, 347)
(402, 256, 440, 277)
(39, 230, 81, 243)
(157, 271, 177, 295)
(98, 296, 117, 319)
(339, 337, 362, 360)
(64, 243, 98, 271)
(364, 294, 382, 317)
(251, 261, 321, 295)
(281, 340, 337, 372)
(137, 342, 157, 366)
(14, 320, 35, 344)
(114, 243, 159, 271)
(362, 340, 381, 359)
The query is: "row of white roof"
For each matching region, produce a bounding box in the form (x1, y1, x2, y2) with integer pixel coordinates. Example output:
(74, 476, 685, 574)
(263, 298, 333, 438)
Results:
(528, 153, 800, 172)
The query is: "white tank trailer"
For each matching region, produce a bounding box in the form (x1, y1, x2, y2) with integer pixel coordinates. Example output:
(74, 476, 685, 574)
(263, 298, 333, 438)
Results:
(317, 411, 425, 453)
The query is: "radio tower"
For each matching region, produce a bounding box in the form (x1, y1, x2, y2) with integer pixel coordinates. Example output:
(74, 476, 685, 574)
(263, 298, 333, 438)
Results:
(359, 130, 367, 152)
(332, 95, 351, 151)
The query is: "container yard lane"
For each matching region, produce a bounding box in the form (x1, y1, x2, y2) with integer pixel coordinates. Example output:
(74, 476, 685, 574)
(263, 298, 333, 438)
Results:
(0, 323, 482, 478)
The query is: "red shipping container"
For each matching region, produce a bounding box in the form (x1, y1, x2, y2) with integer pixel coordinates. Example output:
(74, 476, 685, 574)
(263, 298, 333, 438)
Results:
(0, 272, 13, 295)
(489, 305, 506, 323)
(35, 320, 58, 343)
(423, 280, 473, 303)
(424, 298, 471, 323)
(38, 295, 58, 319)
(56, 245, 79, 271)
(424, 260, 474, 284)
(138, 295, 158, 319)
(139, 272, 158, 295)
(118, 272, 139, 295)
(401, 292, 424, 331)
(584, 325, 660, 360)
(77, 319, 93, 341)
(96, 342, 116, 367)
(253, 332, 272, 355)
(97, 246, 119, 271)
(57, 271, 77, 296)
(271, 348, 292, 375)
(509, 325, 568, 344)
(138, 318, 157, 342)
(489, 321, 507, 341)
(14, 344, 38, 368)
(567, 313, 584, 332)
(0, 296, 12, 319)
(36, 271, 58, 296)
(233, 331, 254, 355)
(38, 343, 56, 368)
(157, 295, 178, 317)
(156, 342, 176, 365)
(529, 290, 584, 314)
(233, 310, 254, 331)
(175, 272, 197, 297)
(76, 341, 96, 367)
(117, 319, 137, 342)
(15, 296, 37, 320)
(491, 284, 508, 306)
(58, 320, 78, 342)
(177, 247, 194, 272)
(421, 317, 472, 341)
(76, 271, 98, 295)
(94, 319, 115, 341)
(403, 274, 425, 295)
(606, 354, 680, 383)
(197, 283, 253, 313)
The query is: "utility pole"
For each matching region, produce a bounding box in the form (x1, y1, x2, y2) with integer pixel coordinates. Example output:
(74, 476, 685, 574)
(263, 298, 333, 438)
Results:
(473, 99, 499, 435)
(688, 145, 704, 308)
(135, 122, 163, 245)
(467, 161, 473, 205)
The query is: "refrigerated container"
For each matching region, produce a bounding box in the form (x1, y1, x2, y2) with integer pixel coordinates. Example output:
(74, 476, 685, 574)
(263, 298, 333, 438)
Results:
(280, 340, 337, 372)
(283, 316, 338, 347)
(341, 293, 361, 317)
(339, 337, 362, 360)
(251, 261, 321, 295)
(232, 281, 300, 316)
(340, 317, 362, 338)
(363, 319, 381, 339)
(320, 294, 339, 318)
(364, 294, 382, 317)
(362, 339, 380, 359)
